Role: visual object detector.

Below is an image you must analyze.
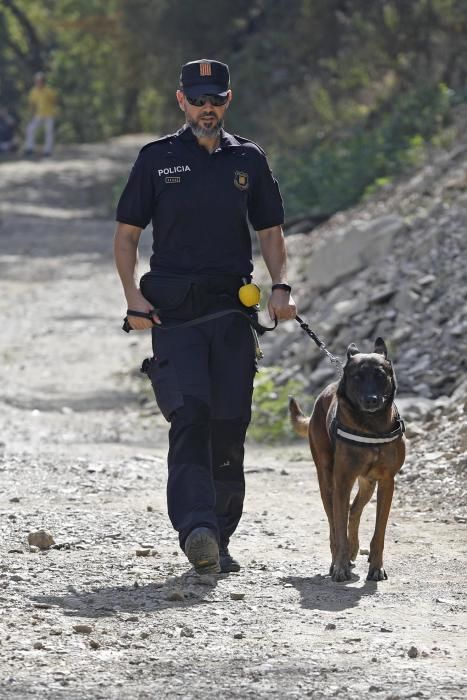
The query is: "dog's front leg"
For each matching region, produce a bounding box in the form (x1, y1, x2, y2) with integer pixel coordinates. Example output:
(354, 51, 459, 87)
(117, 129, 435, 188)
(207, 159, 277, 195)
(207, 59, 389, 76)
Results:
(349, 477, 376, 561)
(331, 469, 356, 582)
(367, 476, 394, 581)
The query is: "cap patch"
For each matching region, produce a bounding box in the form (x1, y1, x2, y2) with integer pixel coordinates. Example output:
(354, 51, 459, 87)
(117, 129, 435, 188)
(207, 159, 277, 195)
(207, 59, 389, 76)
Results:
(200, 62, 212, 76)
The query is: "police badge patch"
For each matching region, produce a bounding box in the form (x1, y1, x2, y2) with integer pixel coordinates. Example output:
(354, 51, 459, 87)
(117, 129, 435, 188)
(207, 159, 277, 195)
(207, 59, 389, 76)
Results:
(234, 171, 249, 190)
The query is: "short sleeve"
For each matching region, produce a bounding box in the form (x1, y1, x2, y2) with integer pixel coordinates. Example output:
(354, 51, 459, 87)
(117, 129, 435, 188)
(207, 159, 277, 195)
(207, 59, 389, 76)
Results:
(247, 153, 284, 231)
(116, 151, 154, 229)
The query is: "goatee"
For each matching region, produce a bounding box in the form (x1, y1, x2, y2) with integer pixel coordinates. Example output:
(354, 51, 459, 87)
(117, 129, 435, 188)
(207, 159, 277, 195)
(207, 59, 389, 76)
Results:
(188, 116, 224, 139)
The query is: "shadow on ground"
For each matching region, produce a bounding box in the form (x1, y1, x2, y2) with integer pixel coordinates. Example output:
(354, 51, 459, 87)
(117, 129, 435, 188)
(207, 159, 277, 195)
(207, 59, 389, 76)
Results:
(30, 572, 223, 618)
(283, 574, 378, 611)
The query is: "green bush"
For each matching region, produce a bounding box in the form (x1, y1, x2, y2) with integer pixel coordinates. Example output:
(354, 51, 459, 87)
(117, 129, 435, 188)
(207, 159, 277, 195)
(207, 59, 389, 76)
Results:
(275, 83, 453, 219)
(249, 366, 309, 444)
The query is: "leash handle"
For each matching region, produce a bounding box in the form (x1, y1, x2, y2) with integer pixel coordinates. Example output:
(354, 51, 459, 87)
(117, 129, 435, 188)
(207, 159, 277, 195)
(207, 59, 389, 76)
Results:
(122, 309, 157, 333)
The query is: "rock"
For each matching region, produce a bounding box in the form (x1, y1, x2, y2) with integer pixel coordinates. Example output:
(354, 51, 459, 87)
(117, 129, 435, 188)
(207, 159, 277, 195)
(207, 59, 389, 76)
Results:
(166, 589, 185, 602)
(310, 365, 336, 386)
(180, 625, 194, 638)
(135, 549, 151, 557)
(89, 639, 100, 649)
(307, 215, 406, 289)
(33, 641, 44, 650)
(408, 645, 419, 658)
(29, 546, 40, 553)
(28, 530, 55, 550)
(230, 592, 245, 600)
(325, 623, 336, 630)
(359, 548, 370, 555)
(73, 624, 93, 634)
(233, 632, 244, 639)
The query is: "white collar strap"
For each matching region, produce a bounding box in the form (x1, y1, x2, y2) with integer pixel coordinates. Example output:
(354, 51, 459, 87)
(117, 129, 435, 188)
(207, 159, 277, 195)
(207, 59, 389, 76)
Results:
(332, 416, 405, 446)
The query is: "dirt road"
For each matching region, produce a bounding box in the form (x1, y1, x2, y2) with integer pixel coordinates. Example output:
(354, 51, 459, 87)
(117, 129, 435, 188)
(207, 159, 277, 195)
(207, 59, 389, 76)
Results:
(0, 143, 466, 699)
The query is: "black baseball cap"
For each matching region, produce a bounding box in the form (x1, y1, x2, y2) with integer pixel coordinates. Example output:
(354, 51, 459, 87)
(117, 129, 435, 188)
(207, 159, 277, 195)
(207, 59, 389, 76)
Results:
(179, 59, 230, 98)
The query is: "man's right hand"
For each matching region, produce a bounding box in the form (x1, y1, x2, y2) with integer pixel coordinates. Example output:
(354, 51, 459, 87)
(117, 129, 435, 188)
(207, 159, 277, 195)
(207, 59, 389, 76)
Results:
(126, 289, 161, 330)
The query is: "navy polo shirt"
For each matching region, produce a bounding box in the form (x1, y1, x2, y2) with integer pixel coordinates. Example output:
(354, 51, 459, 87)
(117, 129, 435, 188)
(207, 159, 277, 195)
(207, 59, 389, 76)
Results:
(116, 125, 284, 276)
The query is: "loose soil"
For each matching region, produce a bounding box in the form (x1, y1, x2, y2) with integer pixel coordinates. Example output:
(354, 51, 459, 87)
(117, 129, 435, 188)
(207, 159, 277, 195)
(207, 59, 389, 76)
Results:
(0, 141, 465, 699)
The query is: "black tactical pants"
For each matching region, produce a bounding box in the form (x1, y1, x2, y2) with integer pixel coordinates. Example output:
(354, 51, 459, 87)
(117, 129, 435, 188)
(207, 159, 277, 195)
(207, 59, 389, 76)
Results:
(148, 313, 256, 549)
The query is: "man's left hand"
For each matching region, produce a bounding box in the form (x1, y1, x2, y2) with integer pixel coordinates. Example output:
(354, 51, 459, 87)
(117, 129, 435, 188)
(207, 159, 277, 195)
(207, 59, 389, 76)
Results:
(268, 289, 296, 321)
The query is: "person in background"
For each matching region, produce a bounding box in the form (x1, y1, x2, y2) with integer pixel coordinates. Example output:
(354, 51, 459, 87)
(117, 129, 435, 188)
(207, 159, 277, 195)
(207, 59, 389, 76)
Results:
(24, 72, 58, 157)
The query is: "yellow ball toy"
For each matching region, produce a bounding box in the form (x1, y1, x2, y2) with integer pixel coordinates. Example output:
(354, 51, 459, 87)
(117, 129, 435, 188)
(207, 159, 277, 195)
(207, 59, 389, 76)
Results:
(238, 283, 261, 307)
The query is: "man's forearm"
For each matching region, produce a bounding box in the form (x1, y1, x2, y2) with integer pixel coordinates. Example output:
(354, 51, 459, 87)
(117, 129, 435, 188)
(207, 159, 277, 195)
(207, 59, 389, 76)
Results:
(256, 226, 288, 284)
(114, 223, 142, 300)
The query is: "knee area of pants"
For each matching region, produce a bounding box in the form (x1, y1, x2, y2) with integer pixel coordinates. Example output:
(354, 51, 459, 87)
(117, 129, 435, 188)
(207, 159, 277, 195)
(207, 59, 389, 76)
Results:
(211, 419, 249, 443)
(170, 395, 210, 427)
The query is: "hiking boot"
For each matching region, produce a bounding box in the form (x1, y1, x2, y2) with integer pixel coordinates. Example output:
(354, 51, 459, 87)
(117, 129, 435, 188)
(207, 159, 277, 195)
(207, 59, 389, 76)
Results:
(184, 527, 220, 575)
(219, 544, 241, 573)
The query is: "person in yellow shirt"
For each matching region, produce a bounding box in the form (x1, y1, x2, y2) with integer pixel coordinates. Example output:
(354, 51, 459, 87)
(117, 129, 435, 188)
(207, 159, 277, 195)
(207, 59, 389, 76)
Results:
(24, 72, 58, 157)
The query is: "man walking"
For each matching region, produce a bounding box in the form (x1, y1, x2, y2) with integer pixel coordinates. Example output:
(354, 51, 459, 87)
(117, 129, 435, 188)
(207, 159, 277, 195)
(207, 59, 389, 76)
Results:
(24, 72, 58, 157)
(114, 59, 296, 574)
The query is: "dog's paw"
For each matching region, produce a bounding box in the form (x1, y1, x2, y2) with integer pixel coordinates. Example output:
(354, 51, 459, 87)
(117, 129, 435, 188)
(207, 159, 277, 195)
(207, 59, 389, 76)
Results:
(367, 566, 388, 581)
(331, 564, 352, 582)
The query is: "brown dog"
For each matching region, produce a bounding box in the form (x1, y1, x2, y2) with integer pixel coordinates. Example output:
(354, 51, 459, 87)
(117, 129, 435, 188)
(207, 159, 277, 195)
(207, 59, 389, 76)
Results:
(289, 337, 406, 582)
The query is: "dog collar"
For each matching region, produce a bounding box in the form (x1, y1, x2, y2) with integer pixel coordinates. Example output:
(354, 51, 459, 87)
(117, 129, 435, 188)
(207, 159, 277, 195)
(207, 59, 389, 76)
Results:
(332, 416, 405, 446)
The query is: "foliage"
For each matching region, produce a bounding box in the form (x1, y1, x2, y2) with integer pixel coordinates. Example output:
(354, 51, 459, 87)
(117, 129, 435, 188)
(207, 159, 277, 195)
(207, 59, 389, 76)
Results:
(274, 83, 453, 216)
(1, 0, 467, 216)
(249, 366, 308, 444)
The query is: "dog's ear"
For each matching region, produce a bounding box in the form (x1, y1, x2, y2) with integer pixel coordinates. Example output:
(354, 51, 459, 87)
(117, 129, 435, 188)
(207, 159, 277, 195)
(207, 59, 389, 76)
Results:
(374, 337, 388, 358)
(346, 343, 359, 360)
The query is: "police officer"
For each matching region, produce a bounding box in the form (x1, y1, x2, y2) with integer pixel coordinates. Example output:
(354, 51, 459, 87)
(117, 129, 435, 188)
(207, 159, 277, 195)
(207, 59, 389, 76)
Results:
(114, 59, 296, 575)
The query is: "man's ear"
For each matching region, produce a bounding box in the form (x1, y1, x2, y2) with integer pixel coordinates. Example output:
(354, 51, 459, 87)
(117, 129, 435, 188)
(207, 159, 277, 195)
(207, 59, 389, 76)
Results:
(176, 90, 185, 112)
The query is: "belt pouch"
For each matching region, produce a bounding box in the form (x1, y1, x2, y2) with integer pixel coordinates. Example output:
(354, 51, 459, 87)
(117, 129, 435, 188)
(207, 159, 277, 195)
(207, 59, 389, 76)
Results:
(140, 272, 209, 321)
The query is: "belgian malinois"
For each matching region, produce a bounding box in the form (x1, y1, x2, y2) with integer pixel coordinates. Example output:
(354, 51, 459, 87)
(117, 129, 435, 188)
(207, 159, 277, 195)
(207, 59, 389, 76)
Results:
(289, 337, 406, 582)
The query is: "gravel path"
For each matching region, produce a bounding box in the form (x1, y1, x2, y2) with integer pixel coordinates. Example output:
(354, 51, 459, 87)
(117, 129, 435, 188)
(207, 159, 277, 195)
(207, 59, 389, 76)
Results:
(0, 142, 465, 699)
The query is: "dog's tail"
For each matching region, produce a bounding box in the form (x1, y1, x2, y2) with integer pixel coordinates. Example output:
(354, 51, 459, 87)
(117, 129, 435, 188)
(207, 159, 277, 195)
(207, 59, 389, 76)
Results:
(289, 397, 310, 438)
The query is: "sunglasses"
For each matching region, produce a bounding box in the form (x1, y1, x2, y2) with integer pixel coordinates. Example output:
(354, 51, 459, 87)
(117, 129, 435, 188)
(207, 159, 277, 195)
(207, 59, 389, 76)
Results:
(185, 93, 229, 107)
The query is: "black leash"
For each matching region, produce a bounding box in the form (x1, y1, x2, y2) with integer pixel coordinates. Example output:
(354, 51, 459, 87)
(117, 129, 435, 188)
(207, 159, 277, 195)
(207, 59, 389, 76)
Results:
(122, 309, 278, 335)
(295, 315, 343, 375)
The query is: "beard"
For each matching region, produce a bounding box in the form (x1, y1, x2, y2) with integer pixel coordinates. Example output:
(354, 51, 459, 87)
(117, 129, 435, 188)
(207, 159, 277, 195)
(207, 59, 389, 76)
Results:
(188, 112, 224, 138)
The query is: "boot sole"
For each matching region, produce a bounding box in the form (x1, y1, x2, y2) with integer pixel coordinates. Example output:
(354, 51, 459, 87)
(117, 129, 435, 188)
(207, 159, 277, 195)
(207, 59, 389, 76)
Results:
(185, 528, 220, 575)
